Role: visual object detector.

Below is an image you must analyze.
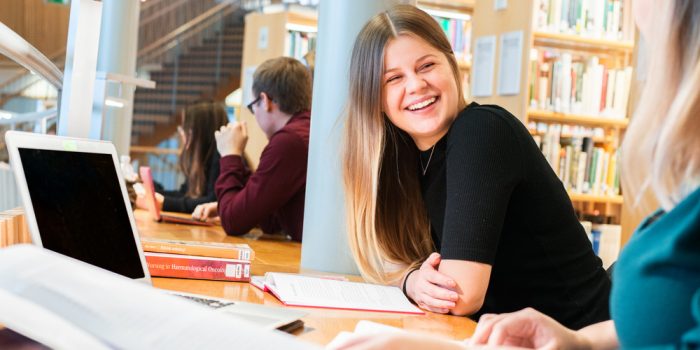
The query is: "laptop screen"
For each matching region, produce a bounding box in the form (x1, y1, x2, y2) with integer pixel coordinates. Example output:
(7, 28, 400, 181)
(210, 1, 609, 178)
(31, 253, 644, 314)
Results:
(18, 147, 145, 279)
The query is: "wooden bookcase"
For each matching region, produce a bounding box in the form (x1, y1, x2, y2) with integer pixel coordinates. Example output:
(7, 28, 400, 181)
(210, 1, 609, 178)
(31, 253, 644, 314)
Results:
(238, 10, 317, 169)
(418, 0, 474, 99)
(470, 0, 636, 236)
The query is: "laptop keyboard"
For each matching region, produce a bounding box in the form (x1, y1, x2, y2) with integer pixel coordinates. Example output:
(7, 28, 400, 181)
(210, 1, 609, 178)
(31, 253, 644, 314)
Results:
(176, 294, 236, 309)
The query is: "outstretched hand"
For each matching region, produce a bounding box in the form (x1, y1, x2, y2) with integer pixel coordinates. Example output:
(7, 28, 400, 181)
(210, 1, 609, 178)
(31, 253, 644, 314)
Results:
(192, 202, 219, 223)
(468, 308, 586, 349)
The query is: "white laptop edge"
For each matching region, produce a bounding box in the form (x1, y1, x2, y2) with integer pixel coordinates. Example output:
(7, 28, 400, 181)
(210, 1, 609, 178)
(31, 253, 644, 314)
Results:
(5, 131, 153, 285)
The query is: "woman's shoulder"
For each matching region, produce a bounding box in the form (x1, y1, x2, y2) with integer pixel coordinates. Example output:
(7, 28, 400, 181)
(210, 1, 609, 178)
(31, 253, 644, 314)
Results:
(449, 103, 529, 143)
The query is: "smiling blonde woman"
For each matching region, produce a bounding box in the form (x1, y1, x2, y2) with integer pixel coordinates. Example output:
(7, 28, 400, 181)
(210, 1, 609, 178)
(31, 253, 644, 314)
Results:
(342, 5, 610, 329)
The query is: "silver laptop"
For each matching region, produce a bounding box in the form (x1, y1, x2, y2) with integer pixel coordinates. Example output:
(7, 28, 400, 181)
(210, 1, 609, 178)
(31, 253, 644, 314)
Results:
(5, 131, 305, 332)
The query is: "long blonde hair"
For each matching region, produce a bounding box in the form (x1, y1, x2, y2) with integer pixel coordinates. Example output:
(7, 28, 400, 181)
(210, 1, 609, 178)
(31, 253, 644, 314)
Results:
(342, 5, 466, 284)
(622, 0, 700, 212)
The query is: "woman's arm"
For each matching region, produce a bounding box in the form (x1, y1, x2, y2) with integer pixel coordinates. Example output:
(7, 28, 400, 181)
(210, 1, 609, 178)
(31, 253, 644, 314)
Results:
(402, 253, 491, 315)
(438, 259, 492, 316)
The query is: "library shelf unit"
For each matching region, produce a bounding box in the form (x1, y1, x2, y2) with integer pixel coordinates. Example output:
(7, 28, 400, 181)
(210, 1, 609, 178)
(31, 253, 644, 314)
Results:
(532, 31, 634, 54)
(527, 109, 629, 129)
(568, 192, 623, 205)
(418, 0, 474, 99)
(470, 0, 636, 240)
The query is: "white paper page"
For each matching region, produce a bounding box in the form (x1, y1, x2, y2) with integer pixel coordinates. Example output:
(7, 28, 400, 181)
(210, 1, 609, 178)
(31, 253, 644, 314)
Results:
(471, 35, 496, 97)
(497, 30, 524, 96)
(325, 321, 404, 349)
(0, 289, 108, 349)
(269, 274, 422, 314)
(326, 320, 465, 350)
(0, 245, 318, 350)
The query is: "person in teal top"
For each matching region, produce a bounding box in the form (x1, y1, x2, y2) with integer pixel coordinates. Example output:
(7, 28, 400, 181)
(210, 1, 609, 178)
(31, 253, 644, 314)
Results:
(610, 187, 700, 347)
(334, 0, 700, 349)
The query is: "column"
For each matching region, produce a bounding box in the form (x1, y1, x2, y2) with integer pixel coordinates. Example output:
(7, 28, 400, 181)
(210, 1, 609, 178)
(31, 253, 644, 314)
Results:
(96, 0, 141, 156)
(301, 0, 414, 274)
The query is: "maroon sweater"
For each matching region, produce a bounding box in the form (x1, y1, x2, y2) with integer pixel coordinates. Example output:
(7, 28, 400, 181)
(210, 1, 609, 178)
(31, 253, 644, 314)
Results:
(215, 111, 310, 242)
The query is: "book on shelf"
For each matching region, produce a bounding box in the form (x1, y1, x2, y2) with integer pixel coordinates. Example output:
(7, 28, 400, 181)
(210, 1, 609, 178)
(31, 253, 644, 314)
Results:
(0, 208, 31, 249)
(145, 252, 251, 282)
(250, 272, 424, 315)
(140, 237, 254, 261)
(285, 30, 316, 62)
(534, 128, 620, 196)
(0, 245, 315, 350)
(535, 0, 629, 40)
(580, 221, 621, 269)
(431, 15, 472, 63)
(529, 51, 633, 119)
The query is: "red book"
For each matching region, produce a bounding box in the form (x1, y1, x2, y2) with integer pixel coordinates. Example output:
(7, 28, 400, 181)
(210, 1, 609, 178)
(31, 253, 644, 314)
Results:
(145, 252, 251, 282)
(600, 69, 608, 113)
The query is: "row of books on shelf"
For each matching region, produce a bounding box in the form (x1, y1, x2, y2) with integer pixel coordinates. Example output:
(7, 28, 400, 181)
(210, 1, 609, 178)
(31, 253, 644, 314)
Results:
(285, 30, 316, 62)
(529, 121, 606, 140)
(580, 220, 620, 269)
(535, 0, 628, 40)
(432, 15, 471, 64)
(529, 52, 633, 119)
(0, 207, 30, 248)
(535, 126, 620, 196)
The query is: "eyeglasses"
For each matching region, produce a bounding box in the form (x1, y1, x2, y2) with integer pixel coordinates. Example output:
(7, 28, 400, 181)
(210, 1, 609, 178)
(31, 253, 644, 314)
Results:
(246, 95, 262, 114)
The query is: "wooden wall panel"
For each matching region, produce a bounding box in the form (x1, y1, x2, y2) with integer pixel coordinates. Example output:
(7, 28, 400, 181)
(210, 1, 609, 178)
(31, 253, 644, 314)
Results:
(0, 0, 70, 61)
(470, 0, 534, 121)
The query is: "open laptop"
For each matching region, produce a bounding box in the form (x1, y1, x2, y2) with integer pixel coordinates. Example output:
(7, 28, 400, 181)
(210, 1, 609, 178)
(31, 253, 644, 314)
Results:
(5, 131, 305, 332)
(138, 166, 214, 227)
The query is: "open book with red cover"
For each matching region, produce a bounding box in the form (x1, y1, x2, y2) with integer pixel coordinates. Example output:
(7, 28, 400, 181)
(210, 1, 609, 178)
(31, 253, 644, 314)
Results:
(251, 273, 423, 315)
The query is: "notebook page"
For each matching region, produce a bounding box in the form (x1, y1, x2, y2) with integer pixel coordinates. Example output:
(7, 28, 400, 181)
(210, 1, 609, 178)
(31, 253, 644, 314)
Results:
(0, 289, 108, 349)
(269, 273, 422, 314)
(0, 245, 318, 350)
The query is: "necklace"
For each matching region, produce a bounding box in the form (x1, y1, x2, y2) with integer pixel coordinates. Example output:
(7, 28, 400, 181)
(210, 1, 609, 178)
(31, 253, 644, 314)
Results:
(420, 144, 436, 176)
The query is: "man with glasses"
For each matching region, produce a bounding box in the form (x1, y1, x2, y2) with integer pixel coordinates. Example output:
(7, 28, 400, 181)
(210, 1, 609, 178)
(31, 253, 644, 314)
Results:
(192, 57, 312, 242)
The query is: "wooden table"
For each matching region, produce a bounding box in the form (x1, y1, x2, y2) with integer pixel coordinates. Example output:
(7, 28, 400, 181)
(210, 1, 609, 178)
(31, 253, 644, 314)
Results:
(134, 210, 476, 346)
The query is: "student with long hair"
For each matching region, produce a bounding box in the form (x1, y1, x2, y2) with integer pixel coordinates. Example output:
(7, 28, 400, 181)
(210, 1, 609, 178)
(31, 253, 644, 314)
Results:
(137, 100, 228, 213)
(341, 4, 610, 329)
(339, 1, 700, 349)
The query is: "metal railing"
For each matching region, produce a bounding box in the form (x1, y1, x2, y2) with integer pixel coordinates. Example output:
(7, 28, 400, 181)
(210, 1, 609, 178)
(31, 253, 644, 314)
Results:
(130, 139, 184, 192)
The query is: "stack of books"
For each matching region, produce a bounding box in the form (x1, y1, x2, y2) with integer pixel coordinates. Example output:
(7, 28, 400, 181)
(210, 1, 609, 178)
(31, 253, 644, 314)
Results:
(141, 237, 254, 282)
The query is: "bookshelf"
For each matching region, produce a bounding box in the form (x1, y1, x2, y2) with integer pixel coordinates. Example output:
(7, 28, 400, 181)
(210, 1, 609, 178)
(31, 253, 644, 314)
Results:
(418, 1, 474, 100)
(471, 0, 635, 231)
(239, 10, 317, 169)
(532, 31, 634, 53)
(527, 109, 629, 128)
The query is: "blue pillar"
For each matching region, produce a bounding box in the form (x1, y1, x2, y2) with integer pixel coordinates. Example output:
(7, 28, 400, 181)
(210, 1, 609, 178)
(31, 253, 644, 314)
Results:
(96, 0, 140, 156)
(301, 0, 413, 274)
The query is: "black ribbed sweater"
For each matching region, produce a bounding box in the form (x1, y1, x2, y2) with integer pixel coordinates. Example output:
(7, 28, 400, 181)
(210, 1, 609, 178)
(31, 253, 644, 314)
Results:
(419, 102, 610, 329)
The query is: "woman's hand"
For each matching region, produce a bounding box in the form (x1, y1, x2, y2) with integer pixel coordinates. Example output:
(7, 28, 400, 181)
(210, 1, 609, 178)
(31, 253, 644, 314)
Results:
(192, 202, 219, 222)
(468, 308, 588, 349)
(406, 253, 459, 314)
(134, 192, 163, 210)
